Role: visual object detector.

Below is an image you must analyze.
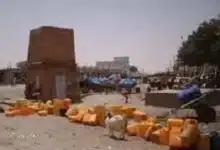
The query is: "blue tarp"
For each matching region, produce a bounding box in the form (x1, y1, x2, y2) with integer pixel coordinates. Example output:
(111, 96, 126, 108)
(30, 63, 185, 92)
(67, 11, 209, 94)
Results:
(177, 84, 202, 103)
(99, 77, 109, 84)
(87, 77, 137, 88)
(88, 77, 110, 85)
(119, 78, 137, 88)
(88, 77, 101, 85)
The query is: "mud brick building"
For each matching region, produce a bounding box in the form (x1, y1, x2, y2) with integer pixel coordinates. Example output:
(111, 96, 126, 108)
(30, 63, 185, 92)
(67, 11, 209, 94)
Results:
(26, 26, 80, 101)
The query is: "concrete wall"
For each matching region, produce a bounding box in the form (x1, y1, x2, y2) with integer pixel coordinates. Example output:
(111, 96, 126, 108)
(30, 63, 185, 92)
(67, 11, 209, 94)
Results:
(145, 90, 220, 108)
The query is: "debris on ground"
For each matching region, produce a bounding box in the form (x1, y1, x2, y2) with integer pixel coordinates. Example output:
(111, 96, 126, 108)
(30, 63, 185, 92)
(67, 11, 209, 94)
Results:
(3, 97, 218, 150)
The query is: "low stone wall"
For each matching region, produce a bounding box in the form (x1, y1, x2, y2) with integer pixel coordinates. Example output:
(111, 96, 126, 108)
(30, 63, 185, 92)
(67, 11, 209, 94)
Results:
(145, 89, 220, 108)
(145, 92, 181, 108)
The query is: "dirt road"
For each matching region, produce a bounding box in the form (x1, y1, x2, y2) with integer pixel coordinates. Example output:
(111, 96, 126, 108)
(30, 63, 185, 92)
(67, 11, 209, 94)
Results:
(0, 90, 169, 150)
(0, 114, 168, 150)
(1, 85, 220, 149)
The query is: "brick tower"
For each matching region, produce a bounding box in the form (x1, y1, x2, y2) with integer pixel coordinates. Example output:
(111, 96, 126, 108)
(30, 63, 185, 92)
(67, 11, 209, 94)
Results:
(26, 26, 80, 101)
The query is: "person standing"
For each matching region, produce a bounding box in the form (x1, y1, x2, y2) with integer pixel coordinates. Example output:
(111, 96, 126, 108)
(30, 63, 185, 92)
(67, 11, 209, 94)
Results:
(121, 88, 129, 103)
(141, 81, 151, 100)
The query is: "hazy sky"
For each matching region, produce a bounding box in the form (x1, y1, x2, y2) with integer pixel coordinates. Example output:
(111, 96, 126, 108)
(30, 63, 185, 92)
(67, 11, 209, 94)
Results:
(0, 0, 219, 73)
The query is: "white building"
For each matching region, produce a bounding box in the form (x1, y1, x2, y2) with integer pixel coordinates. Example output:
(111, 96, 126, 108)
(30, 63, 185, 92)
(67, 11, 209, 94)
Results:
(96, 56, 130, 72)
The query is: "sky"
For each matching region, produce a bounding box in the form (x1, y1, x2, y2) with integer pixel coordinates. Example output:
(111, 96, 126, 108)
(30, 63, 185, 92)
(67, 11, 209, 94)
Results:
(0, 0, 219, 73)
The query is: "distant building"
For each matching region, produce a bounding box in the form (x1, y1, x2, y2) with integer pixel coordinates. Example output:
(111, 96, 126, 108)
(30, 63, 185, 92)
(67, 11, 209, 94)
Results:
(0, 68, 23, 85)
(96, 56, 130, 72)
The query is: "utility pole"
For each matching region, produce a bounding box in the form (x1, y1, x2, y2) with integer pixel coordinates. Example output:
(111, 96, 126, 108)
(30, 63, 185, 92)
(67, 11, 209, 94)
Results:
(8, 62, 12, 85)
(173, 55, 176, 71)
(181, 36, 185, 76)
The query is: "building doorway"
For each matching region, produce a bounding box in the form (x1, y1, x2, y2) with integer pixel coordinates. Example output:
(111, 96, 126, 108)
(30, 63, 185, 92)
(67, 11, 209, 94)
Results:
(55, 75, 66, 99)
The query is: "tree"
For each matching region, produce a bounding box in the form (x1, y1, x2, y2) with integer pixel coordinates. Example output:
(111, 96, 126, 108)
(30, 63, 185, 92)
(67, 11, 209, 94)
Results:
(211, 37, 220, 66)
(177, 15, 220, 67)
(16, 61, 27, 73)
(16, 61, 27, 83)
(129, 66, 138, 72)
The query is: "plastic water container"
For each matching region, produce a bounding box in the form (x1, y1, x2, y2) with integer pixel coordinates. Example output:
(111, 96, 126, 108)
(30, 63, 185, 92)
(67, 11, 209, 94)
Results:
(197, 134, 210, 150)
(210, 131, 220, 150)
(167, 118, 184, 129)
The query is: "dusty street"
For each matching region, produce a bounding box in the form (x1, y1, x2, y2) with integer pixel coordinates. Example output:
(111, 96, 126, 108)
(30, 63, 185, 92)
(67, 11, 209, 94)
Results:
(0, 114, 168, 150)
(0, 85, 169, 150)
(0, 85, 24, 101)
(1, 85, 220, 149)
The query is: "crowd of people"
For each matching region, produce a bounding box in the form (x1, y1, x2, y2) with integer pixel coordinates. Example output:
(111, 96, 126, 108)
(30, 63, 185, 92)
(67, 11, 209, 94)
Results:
(24, 70, 219, 105)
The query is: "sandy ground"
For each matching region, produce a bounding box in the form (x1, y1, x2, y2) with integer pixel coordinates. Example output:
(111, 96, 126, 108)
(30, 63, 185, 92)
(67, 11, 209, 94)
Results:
(0, 115, 168, 150)
(1, 85, 220, 150)
(0, 85, 170, 150)
(0, 85, 24, 101)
